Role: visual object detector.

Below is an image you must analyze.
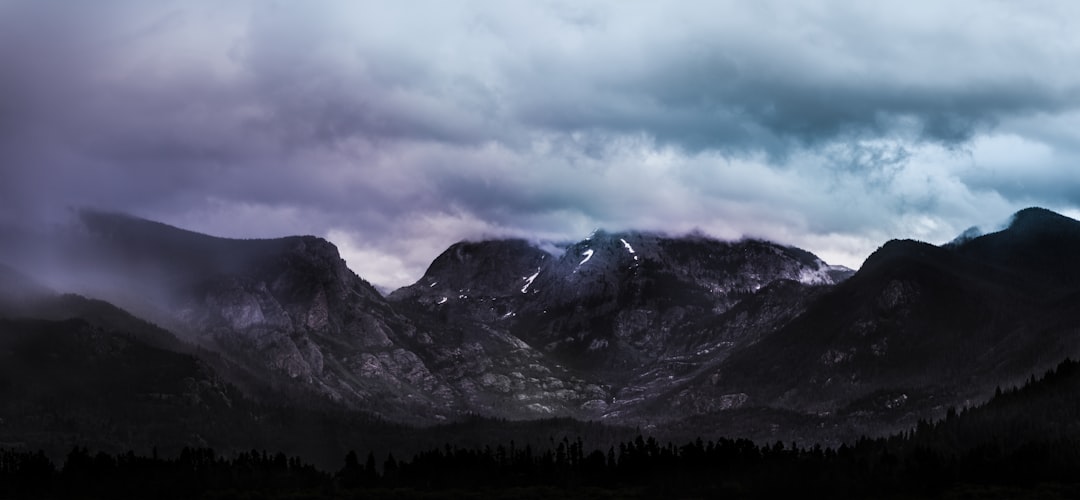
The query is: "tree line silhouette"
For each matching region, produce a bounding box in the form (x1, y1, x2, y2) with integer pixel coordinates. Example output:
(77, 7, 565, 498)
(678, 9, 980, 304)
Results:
(5, 359, 1080, 498)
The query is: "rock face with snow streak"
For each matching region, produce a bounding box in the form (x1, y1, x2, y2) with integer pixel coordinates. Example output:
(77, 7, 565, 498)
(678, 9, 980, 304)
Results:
(66, 211, 860, 424)
(515, 232, 852, 373)
(390, 229, 854, 419)
(71, 213, 626, 422)
(15, 207, 1080, 446)
(657, 208, 1080, 440)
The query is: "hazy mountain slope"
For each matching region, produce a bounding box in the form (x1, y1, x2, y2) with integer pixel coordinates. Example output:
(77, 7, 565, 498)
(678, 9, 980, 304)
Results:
(955, 207, 1080, 293)
(72, 213, 856, 424)
(0, 316, 237, 454)
(67, 212, 607, 421)
(688, 209, 1080, 435)
(7, 206, 1079, 439)
(62, 211, 469, 422)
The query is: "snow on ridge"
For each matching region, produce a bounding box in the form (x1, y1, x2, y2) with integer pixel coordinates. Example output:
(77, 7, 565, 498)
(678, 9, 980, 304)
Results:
(579, 249, 595, 265)
(436, 297, 447, 304)
(620, 238, 639, 261)
(797, 263, 835, 285)
(521, 269, 540, 293)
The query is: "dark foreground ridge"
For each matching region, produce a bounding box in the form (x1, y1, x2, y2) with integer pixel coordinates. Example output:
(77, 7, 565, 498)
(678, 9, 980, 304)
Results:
(5, 359, 1080, 499)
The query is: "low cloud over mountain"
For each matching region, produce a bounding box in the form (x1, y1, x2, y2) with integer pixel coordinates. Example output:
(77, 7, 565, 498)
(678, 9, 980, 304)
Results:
(3, 1, 1080, 288)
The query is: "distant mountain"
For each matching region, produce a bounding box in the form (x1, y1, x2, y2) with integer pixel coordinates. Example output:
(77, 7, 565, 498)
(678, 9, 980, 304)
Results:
(2, 211, 855, 424)
(67, 211, 466, 423)
(684, 208, 1080, 438)
(390, 229, 853, 419)
(0, 264, 182, 351)
(955, 207, 1080, 292)
(0, 315, 238, 455)
(6, 206, 1080, 455)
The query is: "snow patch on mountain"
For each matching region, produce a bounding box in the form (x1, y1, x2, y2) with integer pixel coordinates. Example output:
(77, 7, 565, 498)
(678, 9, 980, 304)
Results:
(521, 269, 540, 293)
(620, 238, 640, 261)
(579, 249, 594, 265)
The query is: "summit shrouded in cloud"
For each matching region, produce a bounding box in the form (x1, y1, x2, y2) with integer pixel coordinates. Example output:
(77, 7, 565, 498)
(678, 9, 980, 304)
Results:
(2, 0, 1080, 288)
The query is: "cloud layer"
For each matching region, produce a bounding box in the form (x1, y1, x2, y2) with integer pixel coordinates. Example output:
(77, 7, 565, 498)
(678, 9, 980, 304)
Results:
(2, 0, 1080, 288)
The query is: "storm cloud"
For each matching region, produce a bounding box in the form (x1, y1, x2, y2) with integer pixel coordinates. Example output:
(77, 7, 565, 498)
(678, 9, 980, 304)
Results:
(2, 0, 1080, 288)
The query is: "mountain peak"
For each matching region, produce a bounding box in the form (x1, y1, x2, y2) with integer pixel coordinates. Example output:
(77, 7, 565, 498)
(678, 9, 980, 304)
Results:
(76, 209, 345, 271)
(945, 226, 983, 247)
(79, 209, 333, 247)
(948, 207, 1080, 289)
(1006, 207, 1079, 233)
(391, 238, 551, 300)
(582, 228, 642, 243)
(79, 209, 216, 243)
(944, 207, 1080, 253)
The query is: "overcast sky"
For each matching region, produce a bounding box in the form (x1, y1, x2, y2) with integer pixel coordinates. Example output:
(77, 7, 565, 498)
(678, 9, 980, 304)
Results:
(2, 1, 1080, 289)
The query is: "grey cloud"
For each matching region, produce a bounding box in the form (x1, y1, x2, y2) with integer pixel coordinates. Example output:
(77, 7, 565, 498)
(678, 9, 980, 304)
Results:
(963, 164, 1080, 206)
(2, 0, 1080, 289)
(513, 49, 1079, 157)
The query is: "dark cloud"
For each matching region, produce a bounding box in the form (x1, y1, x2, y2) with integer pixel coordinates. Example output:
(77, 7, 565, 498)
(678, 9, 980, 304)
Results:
(2, 0, 1079, 287)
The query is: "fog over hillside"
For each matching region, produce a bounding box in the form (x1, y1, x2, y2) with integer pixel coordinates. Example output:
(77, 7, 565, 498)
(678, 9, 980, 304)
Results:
(3, 1, 1080, 289)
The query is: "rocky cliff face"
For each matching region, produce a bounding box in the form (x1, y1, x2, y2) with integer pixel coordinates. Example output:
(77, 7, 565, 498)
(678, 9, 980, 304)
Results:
(9, 207, 1080, 442)
(511, 232, 851, 372)
(179, 237, 458, 411)
(678, 210, 1080, 438)
(389, 229, 853, 420)
(64, 212, 856, 423)
(72, 212, 457, 423)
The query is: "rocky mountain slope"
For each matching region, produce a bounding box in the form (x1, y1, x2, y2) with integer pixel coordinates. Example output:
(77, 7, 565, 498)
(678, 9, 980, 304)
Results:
(680, 207, 1080, 437)
(65, 212, 467, 423)
(5, 207, 1080, 446)
(2, 212, 854, 425)
(389, 230, 853, 419)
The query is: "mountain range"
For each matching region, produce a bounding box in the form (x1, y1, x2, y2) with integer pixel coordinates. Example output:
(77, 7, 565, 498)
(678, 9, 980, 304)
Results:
(3, 207, 1080, 459)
